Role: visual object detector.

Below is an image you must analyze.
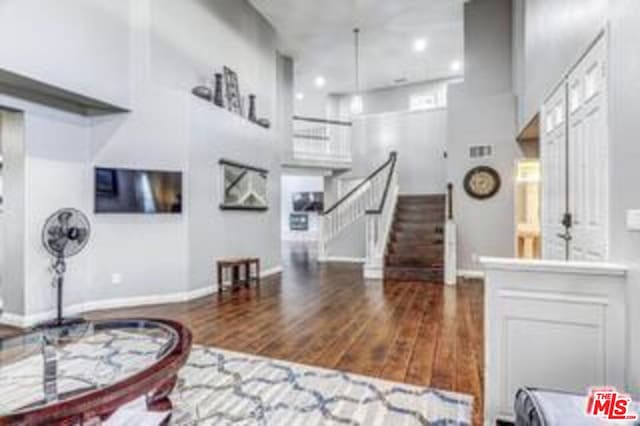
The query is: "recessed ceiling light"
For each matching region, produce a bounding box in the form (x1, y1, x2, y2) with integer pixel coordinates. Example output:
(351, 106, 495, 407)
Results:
(314, 76, 326, 88)
(296, 92, 305, 100)
(413, 38, 428, 53)
(450, 60, 463, 72)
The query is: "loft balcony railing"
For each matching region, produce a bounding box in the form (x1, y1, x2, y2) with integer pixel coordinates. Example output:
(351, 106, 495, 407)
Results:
(292, 115, 352, 164)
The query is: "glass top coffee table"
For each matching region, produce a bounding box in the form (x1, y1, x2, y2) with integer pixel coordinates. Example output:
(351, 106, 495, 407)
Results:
(0, 319, 192, 425)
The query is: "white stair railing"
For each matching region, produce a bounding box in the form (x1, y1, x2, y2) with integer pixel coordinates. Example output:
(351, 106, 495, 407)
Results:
(364, 154, 399, 279)
(319, 152, 397, 262)
(292, 116, 352, 164)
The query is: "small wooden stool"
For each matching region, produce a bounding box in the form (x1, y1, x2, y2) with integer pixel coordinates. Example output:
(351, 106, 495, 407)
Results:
(216, 258, 260, 294)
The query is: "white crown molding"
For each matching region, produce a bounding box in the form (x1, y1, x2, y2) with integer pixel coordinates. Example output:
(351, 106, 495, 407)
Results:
(0, 266, 283, 329)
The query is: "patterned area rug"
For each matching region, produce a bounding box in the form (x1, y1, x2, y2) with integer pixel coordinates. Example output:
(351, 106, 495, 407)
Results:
(170, 346, 473, 425)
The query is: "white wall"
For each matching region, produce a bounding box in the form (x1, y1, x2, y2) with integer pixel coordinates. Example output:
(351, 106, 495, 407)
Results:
(447, 0, 520, 271)
(609, 0, 640, 398)
(512, 0, 640, 398)
(0, 113, 3, 292)
(0, 0, 284, 321)
(519, 0, 608, 129)
(281, 175, 324, 241)
(448, 90, 518, 269)
(330, 79, 450, 195)
(349, 110, 448, 195)
(0, 0, 131, 107)
(0, 110, 26, 315)
(188, 100, 282, 293)
(24, 107, 92, 315)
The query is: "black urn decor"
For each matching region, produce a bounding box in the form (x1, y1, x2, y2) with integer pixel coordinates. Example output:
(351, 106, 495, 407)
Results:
(191, 86, 212, 102)
(256, 118, 271, 129)
(463, 166, 501, 200)
(213, 73, 224, 107)
(248, 94, 257, 122)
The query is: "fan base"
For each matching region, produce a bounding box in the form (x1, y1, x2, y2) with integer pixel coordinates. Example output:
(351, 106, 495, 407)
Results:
(32, 316, 86, 331)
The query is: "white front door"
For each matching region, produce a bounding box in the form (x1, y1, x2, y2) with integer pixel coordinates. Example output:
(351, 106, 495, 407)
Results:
(540, 83, 568, 260)
(540, 32, 609, 261)
(567, 35, 609, 261)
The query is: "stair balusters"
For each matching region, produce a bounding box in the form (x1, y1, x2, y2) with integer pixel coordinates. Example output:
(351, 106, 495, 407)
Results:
(319, 153, 398, 267)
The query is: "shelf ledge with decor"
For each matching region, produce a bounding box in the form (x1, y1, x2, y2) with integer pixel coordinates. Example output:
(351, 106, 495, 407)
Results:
(0, 68, 129, 116)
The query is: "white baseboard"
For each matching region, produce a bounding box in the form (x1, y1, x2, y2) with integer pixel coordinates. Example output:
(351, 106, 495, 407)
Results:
(261, 266, 283, 278)
(0, 312, 28, 328)
(457, 269, 485, 279)
(363, 264, 383, 279)
(0, 265, 284, 329)
(318, 256, 365, 264)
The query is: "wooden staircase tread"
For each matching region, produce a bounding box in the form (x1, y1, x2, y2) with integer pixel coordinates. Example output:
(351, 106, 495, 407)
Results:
(388, 248, 444, 255)
(390, 231, 444, 239)
(384, 194, 446, 282)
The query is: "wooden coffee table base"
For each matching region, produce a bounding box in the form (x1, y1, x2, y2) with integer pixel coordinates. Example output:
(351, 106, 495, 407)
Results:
(147, 375, 179, 413)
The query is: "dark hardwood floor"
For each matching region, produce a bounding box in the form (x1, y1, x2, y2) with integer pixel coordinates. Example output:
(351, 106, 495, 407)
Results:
(0, 253, 484, 425)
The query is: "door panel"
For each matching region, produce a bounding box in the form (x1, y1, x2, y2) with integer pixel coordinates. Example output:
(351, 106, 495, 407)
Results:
(540, 33, 608, 261)
(567, 36, 608, 261)
(540, 84, 568, 260)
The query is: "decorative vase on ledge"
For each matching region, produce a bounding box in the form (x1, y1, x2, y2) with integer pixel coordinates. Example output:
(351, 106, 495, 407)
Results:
(214, 73, 224, 107)
(256, 118, 271, 129)
(192, 86, 212, 102)
(248, 94, 257, 122)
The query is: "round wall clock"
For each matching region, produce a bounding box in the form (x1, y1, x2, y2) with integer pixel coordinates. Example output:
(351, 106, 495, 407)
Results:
(463, 166, 501, 200)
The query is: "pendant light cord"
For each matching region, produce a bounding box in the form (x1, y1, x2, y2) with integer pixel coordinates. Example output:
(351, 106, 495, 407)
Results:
(354, 28, 360, 94)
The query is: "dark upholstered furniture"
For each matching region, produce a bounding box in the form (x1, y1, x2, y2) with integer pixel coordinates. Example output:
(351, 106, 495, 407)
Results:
(513, 388, 639, 426)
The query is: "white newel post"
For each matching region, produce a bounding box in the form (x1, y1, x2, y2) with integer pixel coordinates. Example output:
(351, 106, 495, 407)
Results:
(318, 216, 327, 262)
(444, 220, 457, 285)
(364, 170, 398, 280)
(444, 183, 457, 285)
(364, 214, 380, 278)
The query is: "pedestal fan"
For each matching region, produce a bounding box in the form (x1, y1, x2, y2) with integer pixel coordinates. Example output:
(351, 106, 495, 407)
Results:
(37, 208, 91, 329)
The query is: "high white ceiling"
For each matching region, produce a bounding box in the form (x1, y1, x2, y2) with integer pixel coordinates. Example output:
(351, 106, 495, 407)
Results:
(250, 0, 465, 96)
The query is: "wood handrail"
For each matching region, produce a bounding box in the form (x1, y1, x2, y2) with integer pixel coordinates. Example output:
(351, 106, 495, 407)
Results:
(447, 183, 453, 220)
(322, 152, 397, 216)
(293, 115, 352, 127)
(366, 152, 398, 215)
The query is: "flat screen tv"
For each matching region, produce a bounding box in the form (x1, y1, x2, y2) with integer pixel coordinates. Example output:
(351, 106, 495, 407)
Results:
(95, 167, 183, 214)
(292, 192, 324, 213)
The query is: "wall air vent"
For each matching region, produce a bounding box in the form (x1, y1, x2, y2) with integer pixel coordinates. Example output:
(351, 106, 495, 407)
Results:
(469, 145, 494, 159)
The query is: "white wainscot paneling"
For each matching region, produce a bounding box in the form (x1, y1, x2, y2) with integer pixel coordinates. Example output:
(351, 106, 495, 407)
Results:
(480, 257, 628, 425)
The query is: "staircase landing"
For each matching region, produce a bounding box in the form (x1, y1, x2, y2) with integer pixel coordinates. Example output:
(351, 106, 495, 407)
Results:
(384, 194, 445, 283)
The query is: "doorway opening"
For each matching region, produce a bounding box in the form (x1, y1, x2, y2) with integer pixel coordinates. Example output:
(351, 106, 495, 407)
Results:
(515, 159, 541, 259)
(515, 113, 541, 260)
(281, 174, 325, 267)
